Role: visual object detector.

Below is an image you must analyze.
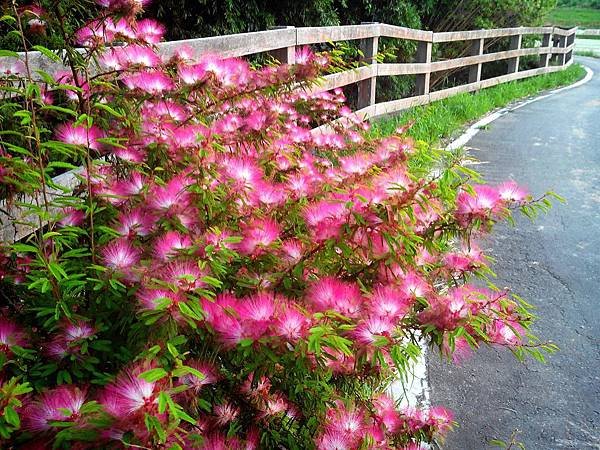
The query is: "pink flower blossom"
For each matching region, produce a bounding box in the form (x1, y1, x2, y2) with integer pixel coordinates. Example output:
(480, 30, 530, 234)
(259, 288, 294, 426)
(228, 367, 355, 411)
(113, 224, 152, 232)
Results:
(237, 218, 281, 256)
(114, 208, 156, 237)
(99, 364, 160, 418)
(497, 180, 528, 203)
(213, 401, 239, 426)
(162, 259, 206, 291)
(56, 122, 105, 151)
(352, 316, 394, 347)
(101, 239, 141, 271)
(64, 321, 95, 342)
(273, 304, 310, 343)
(122, 70, 174, 94)
(134, 19, 165, 44)
(177, 359, 219, 392)
(22, 386, 87, 432)
(154, 231, 193, 261)
(306, 277, 364, 318)
(0, 318, 26, 354)
(369, 284, 412, 320)
(57, 207, 86, 227)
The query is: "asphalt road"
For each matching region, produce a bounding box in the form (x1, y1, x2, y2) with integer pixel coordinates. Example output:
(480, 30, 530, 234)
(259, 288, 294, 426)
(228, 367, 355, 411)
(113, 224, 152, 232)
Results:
(429, 56, 600, 450)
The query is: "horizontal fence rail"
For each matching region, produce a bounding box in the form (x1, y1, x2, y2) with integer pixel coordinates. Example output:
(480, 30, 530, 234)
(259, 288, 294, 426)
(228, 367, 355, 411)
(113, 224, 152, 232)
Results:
(0, 23, 578, 243)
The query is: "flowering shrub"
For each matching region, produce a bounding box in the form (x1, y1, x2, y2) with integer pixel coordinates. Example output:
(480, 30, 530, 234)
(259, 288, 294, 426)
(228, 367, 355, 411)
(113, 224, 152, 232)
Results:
(0, 1, 559, 449)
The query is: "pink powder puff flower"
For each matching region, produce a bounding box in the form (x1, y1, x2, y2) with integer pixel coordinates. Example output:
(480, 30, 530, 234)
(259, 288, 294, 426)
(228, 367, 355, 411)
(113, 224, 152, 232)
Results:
(144, 100, 189, 122)
(0, 318, 26, 354)
(137, 288, 184, 315)
(273, 304, 310, 343)
(213, 401, 240, 426)
(177, 359, 219, 392)
(154, 231, 193, 261)
(63, 321, 95, 342)
(248, 180, 287, 207)
(315, 430, 353, 450)
(122, 70, 174, 94)
(45, 336, 68, 360)
(488, 319, 524, 346)
(369, 284, 412, 320)
(303, 200, 348, 228)
(400, 406, 428, 433)
(238, 293, 276, 323)
(339, 152, 373, 176)
(418, 291, 468, 331)
(295, 46, 314, 65)
(116, 44, 161, 68)
(220, 157, 263, 189)
(99, 364, 160, 418)
(399, 271, 430, 299)
(169, 124, 209, 149)
(57, 207, 85, 227)
(306, 277, 364, 318)
(22, 386, 87, 432)
(56, 122, 105, 151)
(162, 259, 206, 291)
(325, 403, 366, 437)
(112, 146, 146, 163)
(497, 180, 528, 203)
(148, 176, 193, 212)
(114, 208, 156, 237)
(374, 168, 412, 197)
(178, 62, 209, 85)
(134, 19, 165, 44)
(352, 316, 394, 347)
(427, 406, 454, 435)
(455, 184, 503, 225)
(101, 239, 141, 271)
(237, 218, 281, 256)
(280, 239, 304, 264)
(212, 314, 243, 348)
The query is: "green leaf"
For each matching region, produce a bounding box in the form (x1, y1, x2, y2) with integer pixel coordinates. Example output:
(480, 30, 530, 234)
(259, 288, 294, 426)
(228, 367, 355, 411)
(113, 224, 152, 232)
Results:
(138, 368, 168, 382)
(32, 45, 62, 63)
(0, 50, 19, 58)
(3, 407, 20, 427)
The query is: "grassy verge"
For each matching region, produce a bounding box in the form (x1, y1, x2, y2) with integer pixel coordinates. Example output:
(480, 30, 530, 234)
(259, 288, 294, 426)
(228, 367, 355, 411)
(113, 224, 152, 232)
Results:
(370, 64, 587, 145)
(576, 49, 600, 57)
(578, 34, 600, 40)
(547, 7, 600, 28)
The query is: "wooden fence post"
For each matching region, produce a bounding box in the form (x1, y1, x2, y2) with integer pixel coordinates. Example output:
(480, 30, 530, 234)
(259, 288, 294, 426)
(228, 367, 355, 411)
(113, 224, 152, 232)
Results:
(539, 32, 552, 67)
(268, 26, 296, 64)
(415, 40, 432, 95)
(565, 30, 575, 64)
(507, 33, 522, 73)
(357, 23, 379, 110)
(468, 38, 484, 83)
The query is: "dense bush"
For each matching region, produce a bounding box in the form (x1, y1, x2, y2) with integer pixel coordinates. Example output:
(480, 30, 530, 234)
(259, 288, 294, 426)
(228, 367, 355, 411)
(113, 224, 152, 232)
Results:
(0, 1, 558, 448)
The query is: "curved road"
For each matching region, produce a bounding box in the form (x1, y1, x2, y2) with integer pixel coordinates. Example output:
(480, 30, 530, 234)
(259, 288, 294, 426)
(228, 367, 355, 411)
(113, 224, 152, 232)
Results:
(429, 56, 600, 449)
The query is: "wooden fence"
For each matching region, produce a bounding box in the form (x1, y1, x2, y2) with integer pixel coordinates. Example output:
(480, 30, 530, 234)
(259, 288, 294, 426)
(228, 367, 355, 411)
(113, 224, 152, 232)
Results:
(157, 23, 577, 120)
(0, 23, 578, 243)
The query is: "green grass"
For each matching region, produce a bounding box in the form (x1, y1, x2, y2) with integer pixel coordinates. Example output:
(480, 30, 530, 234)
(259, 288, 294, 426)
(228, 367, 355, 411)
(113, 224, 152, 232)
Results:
(578, 34, 600, 39)
(370, 64, 587, 145)
(575, 49, 600, 56)
(547, 7, 600, 28)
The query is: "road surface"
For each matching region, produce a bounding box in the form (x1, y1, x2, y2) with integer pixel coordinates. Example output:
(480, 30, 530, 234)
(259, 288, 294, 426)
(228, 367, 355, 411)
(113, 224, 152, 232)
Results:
(429, 56, 600, 449)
